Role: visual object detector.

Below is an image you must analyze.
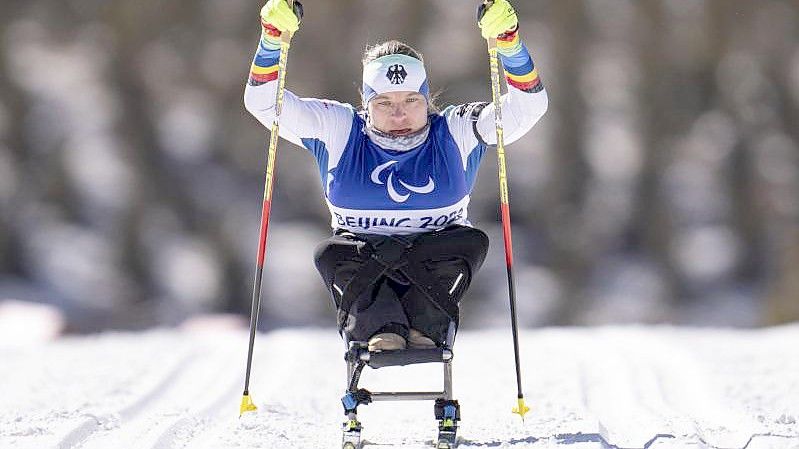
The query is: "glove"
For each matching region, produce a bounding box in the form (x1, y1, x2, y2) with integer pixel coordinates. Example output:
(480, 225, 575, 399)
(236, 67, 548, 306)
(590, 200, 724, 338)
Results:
(260, 0, 303, 35)
(477, 0, 518, 40)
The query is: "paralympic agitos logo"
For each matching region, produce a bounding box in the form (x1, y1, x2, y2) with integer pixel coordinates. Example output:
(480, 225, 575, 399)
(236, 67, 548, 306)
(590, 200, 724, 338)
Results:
(370, 160, 435, 203)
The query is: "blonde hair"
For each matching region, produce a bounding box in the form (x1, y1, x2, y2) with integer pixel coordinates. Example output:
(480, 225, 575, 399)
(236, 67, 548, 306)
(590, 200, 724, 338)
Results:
(362, 40, 425, 67)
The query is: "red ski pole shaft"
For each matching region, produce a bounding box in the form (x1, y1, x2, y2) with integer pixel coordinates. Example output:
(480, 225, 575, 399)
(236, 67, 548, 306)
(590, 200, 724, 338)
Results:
(241, 0, 295, 416)
(485, 16, 530, 419)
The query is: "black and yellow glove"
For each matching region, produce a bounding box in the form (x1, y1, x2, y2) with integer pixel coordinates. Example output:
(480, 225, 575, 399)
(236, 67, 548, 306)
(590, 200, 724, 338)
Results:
(477, 0, 518, 39)
(260, 0, 304, 35)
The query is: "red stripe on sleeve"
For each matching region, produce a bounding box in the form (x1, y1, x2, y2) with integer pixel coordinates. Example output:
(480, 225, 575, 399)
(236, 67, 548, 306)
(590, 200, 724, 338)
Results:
(506, 76, 541, 92)
(249, 71, 279, 84)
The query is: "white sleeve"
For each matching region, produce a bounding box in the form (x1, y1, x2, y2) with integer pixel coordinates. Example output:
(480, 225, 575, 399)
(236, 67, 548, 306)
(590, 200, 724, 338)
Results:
(243, 82, 354, 153)
(444, 84, 549, 166)
(443, 102, 492, 168)
(475, 84, 549, 146)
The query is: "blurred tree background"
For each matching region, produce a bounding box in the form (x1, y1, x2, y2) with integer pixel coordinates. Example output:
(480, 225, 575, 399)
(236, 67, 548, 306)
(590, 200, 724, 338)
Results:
(0, 0, 797, 333)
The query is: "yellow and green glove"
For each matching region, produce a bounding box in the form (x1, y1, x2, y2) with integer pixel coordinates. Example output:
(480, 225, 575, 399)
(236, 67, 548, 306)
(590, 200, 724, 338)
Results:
(249, 0, 302, 85)
(477, 0, 519, 40)
(260, 0, 302, 34)
(259, 0, 303, 48)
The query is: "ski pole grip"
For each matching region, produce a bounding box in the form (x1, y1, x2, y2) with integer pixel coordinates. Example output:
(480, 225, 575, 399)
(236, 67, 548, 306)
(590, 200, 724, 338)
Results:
(477, 0, 494, 23)
(288, 0, 304, 23)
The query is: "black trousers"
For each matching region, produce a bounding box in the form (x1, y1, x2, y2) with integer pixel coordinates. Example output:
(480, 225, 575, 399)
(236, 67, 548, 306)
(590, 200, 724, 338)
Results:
(314, 225, 489, 344)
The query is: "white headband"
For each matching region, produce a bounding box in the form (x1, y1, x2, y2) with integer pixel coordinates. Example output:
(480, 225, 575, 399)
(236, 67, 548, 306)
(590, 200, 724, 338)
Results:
(362, 54, 429, 105)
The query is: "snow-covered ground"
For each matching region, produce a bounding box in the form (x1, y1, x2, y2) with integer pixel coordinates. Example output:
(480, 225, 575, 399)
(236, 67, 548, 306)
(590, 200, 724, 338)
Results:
(1, 325, 798, 449)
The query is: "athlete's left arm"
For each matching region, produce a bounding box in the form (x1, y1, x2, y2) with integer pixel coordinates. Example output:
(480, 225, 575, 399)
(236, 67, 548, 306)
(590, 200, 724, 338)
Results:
(474, 29, 549, 146)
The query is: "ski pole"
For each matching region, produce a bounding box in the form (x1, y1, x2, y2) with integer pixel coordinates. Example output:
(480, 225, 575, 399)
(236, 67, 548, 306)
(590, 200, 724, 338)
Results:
(481, 0, 530, 420)
(240, 0, 298, 417)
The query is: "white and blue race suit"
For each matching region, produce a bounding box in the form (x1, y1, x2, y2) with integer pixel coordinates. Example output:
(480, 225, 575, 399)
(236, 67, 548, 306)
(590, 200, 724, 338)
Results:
(244, 67, 548, 236)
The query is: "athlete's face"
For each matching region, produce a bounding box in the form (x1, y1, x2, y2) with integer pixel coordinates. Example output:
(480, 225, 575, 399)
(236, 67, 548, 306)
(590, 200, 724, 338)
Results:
(367, 91, 428, 136)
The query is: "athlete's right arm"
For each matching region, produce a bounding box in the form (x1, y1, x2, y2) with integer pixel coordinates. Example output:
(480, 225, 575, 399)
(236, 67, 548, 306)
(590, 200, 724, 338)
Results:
(243, 0, 353, 149)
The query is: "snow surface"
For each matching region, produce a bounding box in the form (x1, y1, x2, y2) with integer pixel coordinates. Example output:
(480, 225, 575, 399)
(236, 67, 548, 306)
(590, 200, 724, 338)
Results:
(1, 325, 798, 449)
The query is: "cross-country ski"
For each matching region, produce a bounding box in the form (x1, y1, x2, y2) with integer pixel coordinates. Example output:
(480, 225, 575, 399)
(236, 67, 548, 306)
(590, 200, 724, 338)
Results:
(2, 326, 798, 449)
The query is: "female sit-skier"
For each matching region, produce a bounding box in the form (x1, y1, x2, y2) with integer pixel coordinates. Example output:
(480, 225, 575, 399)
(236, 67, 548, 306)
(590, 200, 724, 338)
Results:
(244, 0, 547, 352)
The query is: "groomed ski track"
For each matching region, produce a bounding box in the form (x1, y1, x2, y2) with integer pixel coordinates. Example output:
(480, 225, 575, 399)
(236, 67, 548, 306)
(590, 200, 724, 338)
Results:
(1, 326, 797, 449)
